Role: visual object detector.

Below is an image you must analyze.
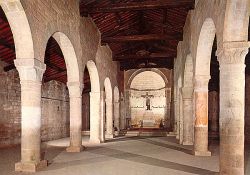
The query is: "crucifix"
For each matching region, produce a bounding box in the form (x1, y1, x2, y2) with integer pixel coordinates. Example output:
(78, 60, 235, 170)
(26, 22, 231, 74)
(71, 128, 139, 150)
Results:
(141, 92, 154, 110)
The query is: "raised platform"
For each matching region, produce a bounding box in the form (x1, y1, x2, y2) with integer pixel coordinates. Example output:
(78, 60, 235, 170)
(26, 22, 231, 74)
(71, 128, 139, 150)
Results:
(125, 128, 168, 137)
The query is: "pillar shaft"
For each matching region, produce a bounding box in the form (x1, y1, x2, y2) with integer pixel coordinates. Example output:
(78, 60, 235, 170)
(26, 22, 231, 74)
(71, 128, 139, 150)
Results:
(120, 96, 125, 130)
(21, 81, 42, 162)
(89, 92, 101, 143)
(100, 91, 105, 142)
(179, 90, 183, 144)
(173, 98, 178, 134)
(66, 82, 83, 152)
(105, 99, 114, 139)
(218, 43, 248, 175)
(114, 101, 120, 131)
(14, 59, 47, 172)
(193, 75, 211, 156)
(181, 87, 193, 145)
(175, 88, 180, 139)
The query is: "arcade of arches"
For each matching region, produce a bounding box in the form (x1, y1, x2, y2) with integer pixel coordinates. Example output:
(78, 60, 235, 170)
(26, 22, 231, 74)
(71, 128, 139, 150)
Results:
(0, 0, 250, 175)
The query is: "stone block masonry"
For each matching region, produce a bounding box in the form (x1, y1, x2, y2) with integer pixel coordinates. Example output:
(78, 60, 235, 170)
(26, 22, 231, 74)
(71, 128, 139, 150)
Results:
(0, 61, 70, 147)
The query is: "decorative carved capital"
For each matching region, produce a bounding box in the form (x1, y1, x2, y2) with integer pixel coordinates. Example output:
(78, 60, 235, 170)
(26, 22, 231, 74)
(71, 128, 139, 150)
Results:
(14, 58, 46, 83)
(216, 41, 249, 65)
(67, 81, 83, 98)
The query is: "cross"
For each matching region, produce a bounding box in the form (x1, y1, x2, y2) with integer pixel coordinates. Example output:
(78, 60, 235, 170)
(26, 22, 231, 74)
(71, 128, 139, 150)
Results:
(141, 92, 154, 110)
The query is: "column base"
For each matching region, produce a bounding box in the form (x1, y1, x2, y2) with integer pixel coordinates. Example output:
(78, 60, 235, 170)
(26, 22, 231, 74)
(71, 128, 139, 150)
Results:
(167, 132, 177, 136)
(114, 131, 120, 136)
(66, 146, 85, 153)
(15, 160, 48, 172)
(183, 141, 193, 146)
(89, 138, 101, 144)
(193, 150, 211, 156)
(105, 134, 114, 139)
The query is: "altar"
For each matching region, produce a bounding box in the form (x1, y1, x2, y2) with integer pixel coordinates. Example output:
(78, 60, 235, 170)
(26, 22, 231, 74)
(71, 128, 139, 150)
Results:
(142, 119, 155, 128)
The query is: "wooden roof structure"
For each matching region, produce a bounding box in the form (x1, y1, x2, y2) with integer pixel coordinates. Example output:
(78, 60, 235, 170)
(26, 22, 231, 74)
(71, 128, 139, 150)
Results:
(0, 1, 195, 89)
(80, 0, 194, 70)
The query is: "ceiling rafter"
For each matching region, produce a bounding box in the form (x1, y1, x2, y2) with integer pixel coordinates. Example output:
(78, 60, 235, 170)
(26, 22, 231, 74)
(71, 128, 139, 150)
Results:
(81, 0, 194, 16)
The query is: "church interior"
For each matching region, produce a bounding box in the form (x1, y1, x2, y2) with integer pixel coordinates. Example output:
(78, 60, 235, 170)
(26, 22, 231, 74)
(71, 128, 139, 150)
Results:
(0, 0, 250, 174)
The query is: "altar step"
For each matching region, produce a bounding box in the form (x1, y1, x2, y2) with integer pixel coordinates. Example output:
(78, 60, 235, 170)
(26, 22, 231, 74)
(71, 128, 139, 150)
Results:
(125, 130, 168, 137)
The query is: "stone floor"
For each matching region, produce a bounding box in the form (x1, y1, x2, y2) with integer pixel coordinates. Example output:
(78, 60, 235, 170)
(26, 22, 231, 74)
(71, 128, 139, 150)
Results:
(0, 136, 250, 175)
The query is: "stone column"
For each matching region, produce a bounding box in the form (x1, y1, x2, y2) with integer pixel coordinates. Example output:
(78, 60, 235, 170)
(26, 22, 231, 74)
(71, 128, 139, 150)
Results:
(176, 88, 180, 140)
(173, 97, 178, 135)
(120, 95, 125, 130)
(179, 89, 183, 144)
(105, 99, 114, 139)
(14, 59, 47, 172)
(89, 92, 101, 143)
(181, 87, 194, 145)
(193, 75, 211, 156)
(100, 91, 105, 143)
(217, 42, 248, 175)
(66, 82, 84, 152)
(114, 101, 120, 132)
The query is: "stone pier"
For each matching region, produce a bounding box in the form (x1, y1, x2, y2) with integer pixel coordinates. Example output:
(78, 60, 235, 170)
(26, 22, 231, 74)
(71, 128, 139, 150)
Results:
(193, 75, 211, 156)
(218, 43, 248, 175)
(66, 82, 84, 152)
(14, 59, 47, 172)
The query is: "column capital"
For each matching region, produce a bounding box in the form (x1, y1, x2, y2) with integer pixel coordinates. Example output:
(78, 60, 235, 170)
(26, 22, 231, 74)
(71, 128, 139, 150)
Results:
(216, 41, 249, 65)
(14, 58, 46, 83)
(194, 75, 210, 91)
(67, 81, 83, 98)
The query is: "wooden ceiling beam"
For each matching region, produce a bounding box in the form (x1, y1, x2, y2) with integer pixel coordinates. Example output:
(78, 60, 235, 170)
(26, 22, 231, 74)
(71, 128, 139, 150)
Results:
(3, 64, 15, 72)
(0, 38, 15, 51)
(81, 0, 194, 15)
(120, 59, 173, 70)
(44, 71, 67, 83)
(102, 34, 182, 44)
(113, 52, 176, 61)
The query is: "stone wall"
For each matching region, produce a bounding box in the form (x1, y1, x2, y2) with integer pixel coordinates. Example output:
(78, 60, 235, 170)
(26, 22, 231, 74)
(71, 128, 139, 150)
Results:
(0, 61, 21, 147)
(0, 61, 70, 147)
(82, 92, 90, 131)
(41, 80, 69, 142)
(208, 91, 219, 138)
(80, 17, 119, 91)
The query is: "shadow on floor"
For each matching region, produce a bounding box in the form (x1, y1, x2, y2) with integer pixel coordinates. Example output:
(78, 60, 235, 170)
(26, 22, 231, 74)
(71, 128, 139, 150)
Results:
(138, 138, 192, 155)
(88, 147, 218, 175)
(42, 146, 218, 174)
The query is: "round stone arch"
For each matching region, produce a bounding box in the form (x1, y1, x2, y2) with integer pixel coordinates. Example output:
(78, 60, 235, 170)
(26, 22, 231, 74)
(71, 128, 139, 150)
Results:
(46, 32, 83, 152)
(84, 60, 102, 143)
(104, 77, 114, 139)
(52, 32, 81, 84)
(194, 18, 216, 78)
(86, 60, 100, 93)
(127, 68, 168, 89)
(0, 0, 34, 59)
(183, 54, 194, 88)
(114, 86, 120, 103)
(104, 77, 113, 101)
(192, 18, 216, 157)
